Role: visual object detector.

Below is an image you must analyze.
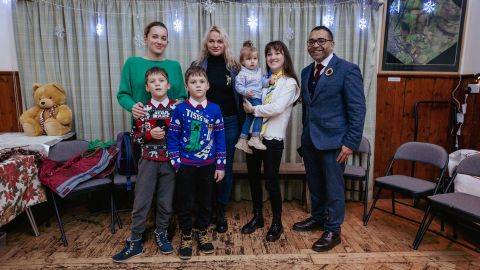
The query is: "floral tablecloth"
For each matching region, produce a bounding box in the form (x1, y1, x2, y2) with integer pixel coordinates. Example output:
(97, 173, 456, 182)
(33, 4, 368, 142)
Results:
(0, 155, 47, 227)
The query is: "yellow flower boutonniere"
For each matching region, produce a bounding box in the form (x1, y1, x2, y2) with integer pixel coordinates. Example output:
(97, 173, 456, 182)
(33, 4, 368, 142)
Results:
(325, 68, 334, 77)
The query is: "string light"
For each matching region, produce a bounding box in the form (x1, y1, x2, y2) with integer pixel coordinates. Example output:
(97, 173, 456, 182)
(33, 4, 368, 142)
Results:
(247, 14, 258, 29)
(54, 25, 65, 38)
(96, 16, 103, 36)
(173, 11, 182, 32)
(423, 0, 436, 14)
(285, 8, 294, 40)
(389, 0, 400, 14)
(323, 3, 334, 27)
(358, 0, 367, 30)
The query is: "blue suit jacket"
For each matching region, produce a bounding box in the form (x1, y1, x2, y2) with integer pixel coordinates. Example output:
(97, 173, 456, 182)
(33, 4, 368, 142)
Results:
(300, 54, 366, 151)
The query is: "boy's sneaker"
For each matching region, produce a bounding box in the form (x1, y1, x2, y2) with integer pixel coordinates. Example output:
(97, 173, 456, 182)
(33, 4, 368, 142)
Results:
(112, 238, 143, 263)
(235, 138, 253, 154)
(248, 137, 267, 150)
(154, 229, 174, 254)
(196, 229, 214, 254)
(179, 233, 193, 260)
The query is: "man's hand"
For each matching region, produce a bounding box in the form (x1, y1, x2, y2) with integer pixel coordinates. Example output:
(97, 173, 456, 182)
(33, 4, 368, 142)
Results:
(132, 102, 145, 119)
(150, 127, 165, 140)
(214, 170, 225, 182)
(243, 99, 254, 113)
(336, 145, 353, 163)
(247, 90, 255, 97)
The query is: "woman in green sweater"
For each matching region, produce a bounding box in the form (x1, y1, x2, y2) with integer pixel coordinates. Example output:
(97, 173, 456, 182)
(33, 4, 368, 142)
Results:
(117, 21, 186, 119)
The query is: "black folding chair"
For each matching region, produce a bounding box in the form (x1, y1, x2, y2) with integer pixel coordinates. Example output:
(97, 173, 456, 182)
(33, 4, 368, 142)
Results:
(344, 136, 371, 224)
(413, 154, 480, 250)
(46, 140, 118, 246)
(364, 142, 448, 231)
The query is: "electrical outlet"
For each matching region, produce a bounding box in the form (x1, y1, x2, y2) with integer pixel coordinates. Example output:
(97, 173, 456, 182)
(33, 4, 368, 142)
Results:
(467, 84, 480, 94)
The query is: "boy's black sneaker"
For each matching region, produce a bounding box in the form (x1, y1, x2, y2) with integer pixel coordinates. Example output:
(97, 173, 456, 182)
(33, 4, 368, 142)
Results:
(112, 238, 143, 263)
(196, 229, 214, 254)
(179, 233, 193, 260)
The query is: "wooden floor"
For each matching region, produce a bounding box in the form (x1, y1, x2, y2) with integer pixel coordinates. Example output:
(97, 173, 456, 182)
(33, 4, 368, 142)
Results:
(0, 199, 479, 269)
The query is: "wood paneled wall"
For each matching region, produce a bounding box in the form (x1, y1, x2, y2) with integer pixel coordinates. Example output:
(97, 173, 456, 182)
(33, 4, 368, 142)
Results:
(375, 74, 480, 180)
(0, 71, 22, 132)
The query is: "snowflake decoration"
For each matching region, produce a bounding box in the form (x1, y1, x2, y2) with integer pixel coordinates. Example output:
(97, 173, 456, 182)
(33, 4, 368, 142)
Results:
(173, 18, 182, 32)
(323, 14, 334, 27)
(286, 27, 294, 40)
(389, 1, 400, 13)
(96, 21, 104, 36)
(134, 34, 145, 48)
(247, 15, 258, 29)
(358, 18, 367, 30)
(202, 0, 216, 14)
(423, 0, 436, 14)
(54, 25, 65, 38)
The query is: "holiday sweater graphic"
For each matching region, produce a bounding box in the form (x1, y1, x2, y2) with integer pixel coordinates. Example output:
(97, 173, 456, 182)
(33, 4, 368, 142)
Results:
(132, 99, 176, 161)
(167, 100, 226, 170)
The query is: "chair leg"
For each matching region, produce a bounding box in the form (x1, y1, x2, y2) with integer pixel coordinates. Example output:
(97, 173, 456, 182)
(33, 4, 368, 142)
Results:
(413, 211, 435, 250)
(49, 190, 68, 246)
(110, 189, 116, 234)
(391, 191, 396, 215)
(413, 206, 431, 247)
(363, 179, 368, 223)
(364, 188, 382, 225)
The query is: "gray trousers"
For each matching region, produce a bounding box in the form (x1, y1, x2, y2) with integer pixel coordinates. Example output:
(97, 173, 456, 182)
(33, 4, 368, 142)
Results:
(131, 158, 175, 239)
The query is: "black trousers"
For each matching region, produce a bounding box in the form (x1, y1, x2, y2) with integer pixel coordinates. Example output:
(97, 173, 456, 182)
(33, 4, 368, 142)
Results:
(175, 164, 215, 234)
(245, 139, 284, 218)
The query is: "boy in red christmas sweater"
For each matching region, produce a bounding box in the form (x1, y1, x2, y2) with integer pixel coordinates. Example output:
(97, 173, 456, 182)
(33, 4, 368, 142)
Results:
(113, 67, 176, 262)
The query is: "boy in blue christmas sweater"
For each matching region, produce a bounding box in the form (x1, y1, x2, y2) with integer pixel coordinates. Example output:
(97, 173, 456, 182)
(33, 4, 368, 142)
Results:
(167, 66, 226, 260)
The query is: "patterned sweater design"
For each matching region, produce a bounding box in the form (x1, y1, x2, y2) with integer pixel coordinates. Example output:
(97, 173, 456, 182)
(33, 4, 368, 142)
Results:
(167, 100, 226, 170)
(132, 99, 176, 161)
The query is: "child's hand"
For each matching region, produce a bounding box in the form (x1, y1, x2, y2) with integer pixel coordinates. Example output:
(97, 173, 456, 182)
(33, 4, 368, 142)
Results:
(269, 78, 276, 85)
(132, 102, 145, 119)
(151, 127, 165, 140)
(214, 170, 225, 182)
(174, 99, 184, 105)
(247, 90, 255, 97)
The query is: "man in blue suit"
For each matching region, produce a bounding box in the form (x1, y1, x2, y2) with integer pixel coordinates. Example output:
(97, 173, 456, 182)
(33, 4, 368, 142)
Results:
(294, 26, 366, 252)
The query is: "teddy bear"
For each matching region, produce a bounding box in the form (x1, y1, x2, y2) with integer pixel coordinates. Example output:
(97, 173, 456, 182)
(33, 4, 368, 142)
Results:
(19, 82, 73, 136)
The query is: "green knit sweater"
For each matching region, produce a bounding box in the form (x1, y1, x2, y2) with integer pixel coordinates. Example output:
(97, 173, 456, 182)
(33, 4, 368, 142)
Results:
(117, 57, 187, 112)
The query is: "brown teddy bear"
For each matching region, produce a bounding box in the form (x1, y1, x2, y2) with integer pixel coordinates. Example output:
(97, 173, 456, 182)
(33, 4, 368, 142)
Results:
(19, 82, 73, 136)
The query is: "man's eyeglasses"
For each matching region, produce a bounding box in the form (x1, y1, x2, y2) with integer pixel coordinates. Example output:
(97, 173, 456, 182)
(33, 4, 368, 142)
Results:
(307, 38, 333, 47)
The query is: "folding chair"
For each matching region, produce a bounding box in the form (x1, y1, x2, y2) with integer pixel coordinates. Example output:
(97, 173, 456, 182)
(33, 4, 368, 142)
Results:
(364, 142, 448, 229)
(46, 140, 118, 246)
(344, 136, 371, 224)
(413, 154, 480, 250)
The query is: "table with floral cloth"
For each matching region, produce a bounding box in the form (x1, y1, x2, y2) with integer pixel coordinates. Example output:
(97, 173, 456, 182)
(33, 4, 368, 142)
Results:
(0, 155, 47, 236)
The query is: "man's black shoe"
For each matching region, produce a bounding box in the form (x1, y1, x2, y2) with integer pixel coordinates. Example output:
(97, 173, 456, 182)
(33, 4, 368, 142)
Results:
(312, 231, 341, 252)
(293, 216, 324, 231)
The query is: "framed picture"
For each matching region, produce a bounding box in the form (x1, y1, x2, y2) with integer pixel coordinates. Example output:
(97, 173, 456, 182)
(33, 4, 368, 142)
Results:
(381, 0, 467, 73)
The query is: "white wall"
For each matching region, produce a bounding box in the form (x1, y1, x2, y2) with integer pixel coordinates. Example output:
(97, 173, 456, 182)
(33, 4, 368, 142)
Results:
(0, 1, 18, 71)
(460, 0, 480, 75)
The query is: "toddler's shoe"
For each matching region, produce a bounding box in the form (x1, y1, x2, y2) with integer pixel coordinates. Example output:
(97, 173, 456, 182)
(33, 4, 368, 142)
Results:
(179, 233, 193, 260)
(154, 229, 174, 254)
(248, 136, 267, 150)
(112, 238, 143, 263)
(235, 138, 253, 154)
(196, 229, 214, 254)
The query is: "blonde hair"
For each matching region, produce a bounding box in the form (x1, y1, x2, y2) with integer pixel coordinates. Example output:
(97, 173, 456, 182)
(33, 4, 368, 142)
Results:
(239, 40, 258, 64)
(197, 26, 240, 72)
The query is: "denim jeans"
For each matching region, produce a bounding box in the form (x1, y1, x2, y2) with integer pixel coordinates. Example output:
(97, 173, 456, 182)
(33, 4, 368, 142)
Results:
(240, 98, 263, 139)
(216, 115, 239, 206)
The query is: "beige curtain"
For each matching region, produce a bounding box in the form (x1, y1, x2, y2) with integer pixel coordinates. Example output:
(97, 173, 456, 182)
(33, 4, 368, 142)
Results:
(13, 0, 382, 200)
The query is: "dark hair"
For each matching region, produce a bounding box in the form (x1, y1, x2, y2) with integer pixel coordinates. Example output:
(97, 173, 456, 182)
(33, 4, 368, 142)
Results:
(264, 41, 299, 85)
(144, 21, 168, 38)
(310, 26, 334, 40)
(145, 67, 169, 85)
(239, 40, 258, 64)
(184, 66, 208, 83)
